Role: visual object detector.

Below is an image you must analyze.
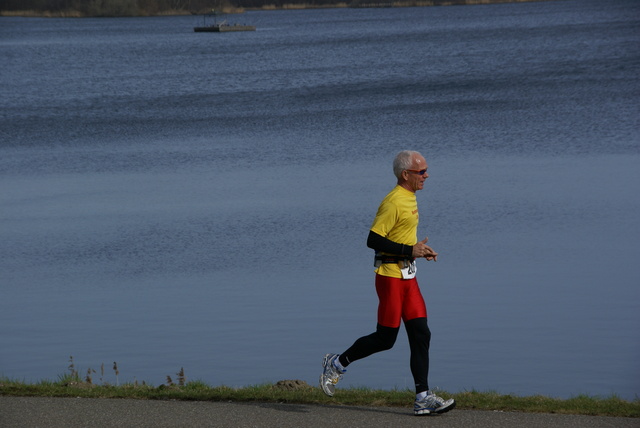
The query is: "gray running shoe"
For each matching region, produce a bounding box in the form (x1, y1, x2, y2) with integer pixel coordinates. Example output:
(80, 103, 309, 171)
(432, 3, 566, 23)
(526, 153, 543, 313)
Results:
(414, 391, 456, 416)
(319, 353, 345, 397)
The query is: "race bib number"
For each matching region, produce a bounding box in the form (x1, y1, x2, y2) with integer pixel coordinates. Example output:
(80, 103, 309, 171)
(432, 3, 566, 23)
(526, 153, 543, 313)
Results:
(400, 260, 417, 280)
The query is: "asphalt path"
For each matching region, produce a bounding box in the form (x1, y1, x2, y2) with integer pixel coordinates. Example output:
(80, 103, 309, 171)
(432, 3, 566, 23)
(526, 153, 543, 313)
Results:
(1, 396, 637, 428)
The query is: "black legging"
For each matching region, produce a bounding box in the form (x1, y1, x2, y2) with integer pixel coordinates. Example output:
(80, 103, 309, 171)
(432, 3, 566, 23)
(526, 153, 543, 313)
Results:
(338, 318, 431, 394)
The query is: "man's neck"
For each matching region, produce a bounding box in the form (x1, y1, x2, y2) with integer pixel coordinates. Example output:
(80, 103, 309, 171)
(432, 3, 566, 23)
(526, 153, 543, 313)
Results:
(398, 182, 416, 193)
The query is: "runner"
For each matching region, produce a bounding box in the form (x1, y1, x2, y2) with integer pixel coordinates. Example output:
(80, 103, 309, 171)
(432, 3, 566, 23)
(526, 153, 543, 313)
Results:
(320, 150, 455, 416)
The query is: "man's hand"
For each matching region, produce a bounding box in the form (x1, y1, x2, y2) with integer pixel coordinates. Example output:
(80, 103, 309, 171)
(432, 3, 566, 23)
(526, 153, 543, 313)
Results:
(412, 237, 438, 262)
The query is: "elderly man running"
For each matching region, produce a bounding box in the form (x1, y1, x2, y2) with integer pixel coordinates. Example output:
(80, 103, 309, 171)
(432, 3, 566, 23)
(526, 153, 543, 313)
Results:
(320, 150, 455, 416)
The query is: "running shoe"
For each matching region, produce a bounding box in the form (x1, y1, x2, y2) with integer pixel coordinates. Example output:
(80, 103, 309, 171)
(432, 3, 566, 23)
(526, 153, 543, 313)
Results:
(414, 391, 456, 416)
(319, 353, 345, 397)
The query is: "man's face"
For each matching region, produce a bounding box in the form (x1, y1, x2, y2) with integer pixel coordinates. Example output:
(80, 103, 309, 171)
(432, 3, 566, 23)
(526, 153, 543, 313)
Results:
(404, 155, 429, 192)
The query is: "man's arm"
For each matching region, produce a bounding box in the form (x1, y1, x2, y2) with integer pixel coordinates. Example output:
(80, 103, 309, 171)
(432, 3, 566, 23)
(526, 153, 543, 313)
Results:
(367, 230, 438, 261)
(367, 230, 414, 257)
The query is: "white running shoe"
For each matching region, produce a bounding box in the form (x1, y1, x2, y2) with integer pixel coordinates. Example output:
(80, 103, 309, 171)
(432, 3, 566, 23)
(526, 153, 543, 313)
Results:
(414, 391, 456, 416)
(319, 353, 345, 397)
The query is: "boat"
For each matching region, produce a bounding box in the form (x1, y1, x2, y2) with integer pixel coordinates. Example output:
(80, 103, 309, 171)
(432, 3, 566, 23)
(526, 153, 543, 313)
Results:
(194, 23, 256, 33)
(193, 10, 255, 33)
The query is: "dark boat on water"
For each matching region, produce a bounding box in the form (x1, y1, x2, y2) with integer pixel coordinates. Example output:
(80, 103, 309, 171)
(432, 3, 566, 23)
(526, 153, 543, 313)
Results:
(194, 10, 256, 33)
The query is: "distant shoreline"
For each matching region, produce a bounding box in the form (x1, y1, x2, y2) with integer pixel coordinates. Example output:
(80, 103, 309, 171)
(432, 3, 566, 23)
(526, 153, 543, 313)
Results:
(0, 0, 550, 18)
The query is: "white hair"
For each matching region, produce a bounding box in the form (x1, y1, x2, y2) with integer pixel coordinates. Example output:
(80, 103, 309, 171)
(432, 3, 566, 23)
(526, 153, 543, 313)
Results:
(392, 150, 421, 178)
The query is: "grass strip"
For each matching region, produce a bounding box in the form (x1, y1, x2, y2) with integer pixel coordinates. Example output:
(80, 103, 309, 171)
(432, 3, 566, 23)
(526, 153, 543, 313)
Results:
(1, 376, 638, 418)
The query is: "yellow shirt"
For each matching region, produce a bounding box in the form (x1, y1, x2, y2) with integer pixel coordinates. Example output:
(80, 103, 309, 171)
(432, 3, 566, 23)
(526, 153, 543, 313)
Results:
(370, 185, 419, 278)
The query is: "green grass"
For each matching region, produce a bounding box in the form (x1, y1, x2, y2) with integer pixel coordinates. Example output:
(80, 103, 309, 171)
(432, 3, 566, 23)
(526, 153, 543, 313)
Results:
(1, 375, 638, 418)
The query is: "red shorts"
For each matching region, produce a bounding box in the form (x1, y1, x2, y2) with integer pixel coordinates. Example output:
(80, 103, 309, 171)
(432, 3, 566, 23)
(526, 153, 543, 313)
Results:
(375, 274, 427, 328)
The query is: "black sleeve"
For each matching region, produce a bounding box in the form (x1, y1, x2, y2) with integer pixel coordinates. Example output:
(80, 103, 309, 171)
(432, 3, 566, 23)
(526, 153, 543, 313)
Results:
(367, 230, 413, 257)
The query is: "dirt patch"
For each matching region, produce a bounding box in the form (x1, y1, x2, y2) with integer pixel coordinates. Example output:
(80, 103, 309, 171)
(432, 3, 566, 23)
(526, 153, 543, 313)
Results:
(273, 379, 312, 391)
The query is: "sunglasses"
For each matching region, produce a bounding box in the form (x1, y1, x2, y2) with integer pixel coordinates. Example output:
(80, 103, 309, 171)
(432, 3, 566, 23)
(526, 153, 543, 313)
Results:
(406, 169, 428, 176)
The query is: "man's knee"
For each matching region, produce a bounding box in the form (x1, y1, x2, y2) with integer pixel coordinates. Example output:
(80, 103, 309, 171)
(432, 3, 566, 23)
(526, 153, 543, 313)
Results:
(405, 317, 431, 342)
(375, 324, 399, 350)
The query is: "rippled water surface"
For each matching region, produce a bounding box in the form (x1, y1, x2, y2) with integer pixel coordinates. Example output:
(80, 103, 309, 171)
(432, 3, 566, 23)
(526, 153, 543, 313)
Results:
(1, 0, 639, 399)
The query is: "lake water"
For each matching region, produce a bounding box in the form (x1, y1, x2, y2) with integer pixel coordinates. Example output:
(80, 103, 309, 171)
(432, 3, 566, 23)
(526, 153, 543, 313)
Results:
(1, 0, 639, 400)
